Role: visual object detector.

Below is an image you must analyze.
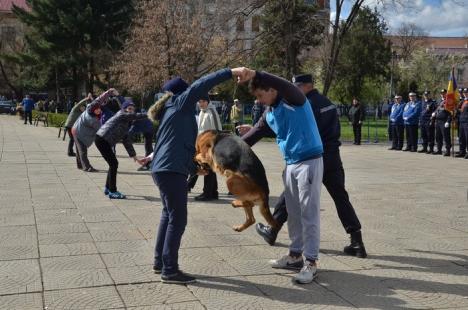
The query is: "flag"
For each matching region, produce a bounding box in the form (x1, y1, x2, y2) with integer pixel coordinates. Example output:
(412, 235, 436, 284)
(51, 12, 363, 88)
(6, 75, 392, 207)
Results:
(445, 67, 459, 112)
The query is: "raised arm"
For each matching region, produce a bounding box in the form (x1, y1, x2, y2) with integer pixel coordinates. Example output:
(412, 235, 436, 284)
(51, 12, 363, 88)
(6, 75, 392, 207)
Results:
(177, 69, 232, 111)
(254, 71, 306, 106)
(87, 89, 117, 112)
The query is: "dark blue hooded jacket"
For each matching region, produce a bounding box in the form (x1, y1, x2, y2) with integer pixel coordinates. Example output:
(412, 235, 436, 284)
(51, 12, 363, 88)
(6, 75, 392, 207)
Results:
(151, 69, 232, 176)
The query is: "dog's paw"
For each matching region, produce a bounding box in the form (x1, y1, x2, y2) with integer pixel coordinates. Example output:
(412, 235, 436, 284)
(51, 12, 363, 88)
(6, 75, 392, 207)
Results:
(231, 200, 243, 208)
(233, 225, 245, 232)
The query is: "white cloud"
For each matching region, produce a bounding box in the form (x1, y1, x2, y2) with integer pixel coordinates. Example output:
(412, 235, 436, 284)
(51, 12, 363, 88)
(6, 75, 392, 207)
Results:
(379, 0, 468, 37)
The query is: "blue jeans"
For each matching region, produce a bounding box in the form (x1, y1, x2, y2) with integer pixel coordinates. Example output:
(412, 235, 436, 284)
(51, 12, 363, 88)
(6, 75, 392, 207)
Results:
(152, 172, 188, 276)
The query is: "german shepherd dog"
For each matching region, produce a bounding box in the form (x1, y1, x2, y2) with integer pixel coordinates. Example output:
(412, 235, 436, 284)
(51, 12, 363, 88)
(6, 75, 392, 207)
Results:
(195, 130, 279, 232)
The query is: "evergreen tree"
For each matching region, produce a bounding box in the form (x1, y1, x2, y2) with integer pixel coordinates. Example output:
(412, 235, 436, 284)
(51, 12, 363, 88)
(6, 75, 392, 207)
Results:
(11, 0, 133, 100)
(330, 7, 391, 103)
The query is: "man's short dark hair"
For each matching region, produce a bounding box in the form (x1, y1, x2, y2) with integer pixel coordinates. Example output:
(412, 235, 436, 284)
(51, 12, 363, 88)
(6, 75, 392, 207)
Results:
(249, 76, 271, 92)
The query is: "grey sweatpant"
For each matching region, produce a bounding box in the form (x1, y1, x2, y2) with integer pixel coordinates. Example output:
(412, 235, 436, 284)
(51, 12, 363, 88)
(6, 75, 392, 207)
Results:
(283, 157, 323, 261)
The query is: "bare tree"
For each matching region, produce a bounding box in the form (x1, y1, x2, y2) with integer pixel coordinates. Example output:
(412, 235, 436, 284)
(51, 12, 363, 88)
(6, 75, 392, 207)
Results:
(393, 23, 428, 62)
(113, 0, 257, 93)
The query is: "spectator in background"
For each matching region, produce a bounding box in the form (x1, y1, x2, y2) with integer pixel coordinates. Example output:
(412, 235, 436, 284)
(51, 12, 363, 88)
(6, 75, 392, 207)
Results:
(348, 98, 365, 145)
(221, 101, 232, 124)
(251, 99, 265, 126)
(230, 99, 243, 135)
(188, 94, 222, 201)
(37, 99, 44, 112)
(49, 100, 56, 113)
(20, 95, 35, 125)
(44, 99, 50, 112)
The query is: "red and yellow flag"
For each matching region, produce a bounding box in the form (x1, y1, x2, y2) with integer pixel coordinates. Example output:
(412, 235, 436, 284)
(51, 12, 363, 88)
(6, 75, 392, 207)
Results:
(445, 67, 459, 112)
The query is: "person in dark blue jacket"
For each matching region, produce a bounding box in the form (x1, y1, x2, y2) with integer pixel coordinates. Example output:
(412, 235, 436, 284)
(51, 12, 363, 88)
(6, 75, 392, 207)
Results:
(419, 91, 437, 153)
(402, 92, 421, 152)
(389, 95, 405, 150)
(239, 74, 366, 260)
(21, 95, 36, 125)
(139, 68, 242, 284)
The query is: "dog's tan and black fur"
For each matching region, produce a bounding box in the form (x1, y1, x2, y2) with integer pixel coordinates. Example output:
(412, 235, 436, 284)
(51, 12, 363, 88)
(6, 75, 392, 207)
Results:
(195, 130, 279, 232)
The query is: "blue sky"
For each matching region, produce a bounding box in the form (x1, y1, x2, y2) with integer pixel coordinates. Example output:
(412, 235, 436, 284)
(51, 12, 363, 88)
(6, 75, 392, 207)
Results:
(330, 0, 468, 37)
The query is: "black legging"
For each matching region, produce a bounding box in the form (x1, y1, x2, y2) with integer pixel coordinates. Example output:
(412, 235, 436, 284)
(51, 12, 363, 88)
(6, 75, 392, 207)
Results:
(66, 128, 75, 155)
(95, 135, 119, 192)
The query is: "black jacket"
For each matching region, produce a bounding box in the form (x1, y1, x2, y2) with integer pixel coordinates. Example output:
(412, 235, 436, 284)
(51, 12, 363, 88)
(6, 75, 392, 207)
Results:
(348, 104, 365, 125)
(420, 99, 437, 125)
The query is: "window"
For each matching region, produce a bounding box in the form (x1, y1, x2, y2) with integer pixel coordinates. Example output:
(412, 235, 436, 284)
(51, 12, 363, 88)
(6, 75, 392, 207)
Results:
(251, 15, 260, 32)
(1, 26, 16, 43)
(236, 17, 244, 32)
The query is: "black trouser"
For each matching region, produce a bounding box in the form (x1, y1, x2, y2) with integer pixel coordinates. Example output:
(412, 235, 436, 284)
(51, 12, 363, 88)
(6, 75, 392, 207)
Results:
(95, 135, 119, 192)
(153, 172, 188, 276)
(435, 121, 451, 152)
(24, 111, 32, 124)
(459, 122, 468, 154)
(420, 123, 435, 150)
(388, 121, 393, 141)
(66, 127, 75, 155)
(391, 124, 404, 150)
(405, 124, 418, 151)
(187, 170, 218, 197)
(272, 150, 361, 234)
(352, 123, 361, 144)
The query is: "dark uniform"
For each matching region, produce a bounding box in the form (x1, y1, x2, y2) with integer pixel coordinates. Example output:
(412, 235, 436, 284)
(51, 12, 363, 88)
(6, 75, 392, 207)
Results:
(419, 92, 437, 153)
(457, 89, 468, 158)
(432, 101, 452, 155)
(348, 102, 365, 145)
(243, 74, 366, 258)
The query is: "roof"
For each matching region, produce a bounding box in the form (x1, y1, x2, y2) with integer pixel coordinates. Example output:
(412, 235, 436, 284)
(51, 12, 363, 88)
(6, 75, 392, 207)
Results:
(386, 35, 468, 49)
(0, 0, 28, 13)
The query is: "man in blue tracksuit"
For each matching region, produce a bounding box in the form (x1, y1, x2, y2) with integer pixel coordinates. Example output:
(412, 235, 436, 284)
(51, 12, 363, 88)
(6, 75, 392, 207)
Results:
(240, 74, 366, 259)
(402, 92, 421, 152)
(389, 95, 405, 150)
(21, 95, 36, 125)
(140, 68, 244, 284)
(237, 68, 323, 284)
(419, 91, 437, 153)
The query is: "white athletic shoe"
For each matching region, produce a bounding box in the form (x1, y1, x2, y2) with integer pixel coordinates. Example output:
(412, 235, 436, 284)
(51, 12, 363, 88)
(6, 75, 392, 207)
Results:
(294, 260, 317, 284)
(269, 254, 304, 270)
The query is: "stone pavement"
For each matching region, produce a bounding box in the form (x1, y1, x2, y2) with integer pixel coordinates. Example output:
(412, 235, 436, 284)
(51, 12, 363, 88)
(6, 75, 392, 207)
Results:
(0, 114, 467, 310)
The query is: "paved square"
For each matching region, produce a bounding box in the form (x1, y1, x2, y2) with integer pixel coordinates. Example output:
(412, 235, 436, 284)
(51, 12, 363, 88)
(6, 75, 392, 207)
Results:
(0, 115, 467, 309)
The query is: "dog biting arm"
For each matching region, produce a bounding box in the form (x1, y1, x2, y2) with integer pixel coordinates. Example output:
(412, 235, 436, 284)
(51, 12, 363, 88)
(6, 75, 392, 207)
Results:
(241, 110, 276, 147)
(255, 71, 306, 106)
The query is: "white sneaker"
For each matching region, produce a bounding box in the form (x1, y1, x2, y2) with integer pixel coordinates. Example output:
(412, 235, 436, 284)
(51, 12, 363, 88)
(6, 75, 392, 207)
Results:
(269, 255, 304, 270)
(294, 260, 317, 284)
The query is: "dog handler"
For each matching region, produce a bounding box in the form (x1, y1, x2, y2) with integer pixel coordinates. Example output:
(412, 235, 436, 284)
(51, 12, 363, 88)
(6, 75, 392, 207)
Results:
(237, 68, 323, 284)
(239, 74, 367, 259)
(139, 68, 246, 284)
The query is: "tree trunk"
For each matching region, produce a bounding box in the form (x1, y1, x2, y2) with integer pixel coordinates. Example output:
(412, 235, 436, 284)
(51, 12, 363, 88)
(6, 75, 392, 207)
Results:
(0, 60, 20, 98)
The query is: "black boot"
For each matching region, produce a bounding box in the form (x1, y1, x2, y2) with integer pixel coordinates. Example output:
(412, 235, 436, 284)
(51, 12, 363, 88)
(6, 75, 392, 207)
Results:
(343, 231, 367, 258)
(417, 147, 427, 153)
(255, 223, 278, 246)
(426, 147, 434, 154)
(455, 152, 466, 158)
(443, 150, 451, 156)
